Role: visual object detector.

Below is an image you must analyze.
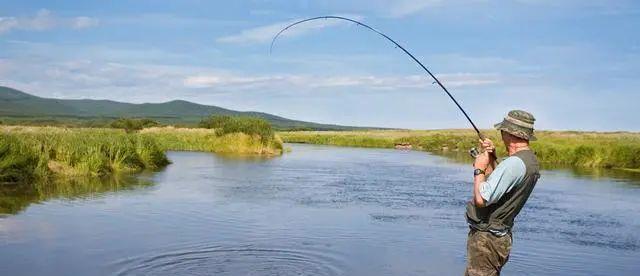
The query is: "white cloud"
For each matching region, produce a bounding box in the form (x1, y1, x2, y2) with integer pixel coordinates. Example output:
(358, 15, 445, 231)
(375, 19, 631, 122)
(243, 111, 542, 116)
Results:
(72, 16, 100, 29)
(216, 14, 364, 44)
(184, 74, 285, 89)
(321, 0, 619, 19)
(183, 72, 501, 90)
(0, 59, 11, 76)
(0, 17, 20, 34)
(386, 0, 445, 18)
(0, 9, 99, 35)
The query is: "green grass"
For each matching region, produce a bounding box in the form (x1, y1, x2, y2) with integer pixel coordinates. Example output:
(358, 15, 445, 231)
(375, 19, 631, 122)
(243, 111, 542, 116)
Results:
(0, 126, 170, 181)
(0, 125, 284, 182)
(141, 127, 283, 155)
(0, 134, 45, 182)
(198, 115, 276, 144)
(279, 130, 640, 171)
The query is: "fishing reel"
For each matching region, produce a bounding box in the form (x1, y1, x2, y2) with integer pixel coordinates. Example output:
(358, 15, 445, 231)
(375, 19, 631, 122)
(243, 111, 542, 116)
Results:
(469, 147, 498, 163)
(469, 147, 480, 158)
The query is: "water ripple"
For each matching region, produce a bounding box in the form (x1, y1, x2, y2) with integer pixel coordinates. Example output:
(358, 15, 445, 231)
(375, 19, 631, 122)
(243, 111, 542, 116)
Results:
(113, 243, 346, 276)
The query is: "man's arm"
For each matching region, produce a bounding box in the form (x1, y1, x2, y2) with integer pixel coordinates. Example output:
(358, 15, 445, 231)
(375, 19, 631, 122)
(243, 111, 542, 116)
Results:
(473, 157, 527, 207)
(473, 169, 488, 207)
(473, 151, 491, 207)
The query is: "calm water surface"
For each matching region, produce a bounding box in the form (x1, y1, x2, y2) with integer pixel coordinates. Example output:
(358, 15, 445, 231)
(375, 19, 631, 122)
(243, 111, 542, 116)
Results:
(1, 144, 639, 275)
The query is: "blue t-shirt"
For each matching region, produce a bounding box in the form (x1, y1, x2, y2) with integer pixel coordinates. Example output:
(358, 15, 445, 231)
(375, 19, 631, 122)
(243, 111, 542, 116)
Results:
(479, 156, 527, 205)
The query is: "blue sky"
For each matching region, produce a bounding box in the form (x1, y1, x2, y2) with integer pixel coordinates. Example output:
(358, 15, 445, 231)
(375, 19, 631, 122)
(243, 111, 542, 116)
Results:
(0, 1, 638, 131)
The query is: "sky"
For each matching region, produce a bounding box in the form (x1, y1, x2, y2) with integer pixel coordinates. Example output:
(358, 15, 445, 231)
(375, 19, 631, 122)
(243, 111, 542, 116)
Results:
(0, 0, 638, 131)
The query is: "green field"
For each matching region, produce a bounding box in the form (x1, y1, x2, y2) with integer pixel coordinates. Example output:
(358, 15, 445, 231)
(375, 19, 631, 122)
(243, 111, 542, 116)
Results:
(279, 130, 640, 172)
(0, 126, 283, 182)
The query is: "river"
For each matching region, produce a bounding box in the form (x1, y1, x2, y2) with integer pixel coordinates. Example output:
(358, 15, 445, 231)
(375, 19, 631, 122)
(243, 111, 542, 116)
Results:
(1, 144, 639, 275)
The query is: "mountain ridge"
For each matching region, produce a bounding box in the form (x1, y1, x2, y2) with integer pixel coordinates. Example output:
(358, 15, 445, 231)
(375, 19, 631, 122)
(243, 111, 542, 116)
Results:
(0, 86, 365, 130)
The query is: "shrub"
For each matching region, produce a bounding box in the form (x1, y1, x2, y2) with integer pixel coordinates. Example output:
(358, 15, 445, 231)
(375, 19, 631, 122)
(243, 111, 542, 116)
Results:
(110, 118, 160, 133)
(199, 115, 275, 144)
(199, 115, 233, 129)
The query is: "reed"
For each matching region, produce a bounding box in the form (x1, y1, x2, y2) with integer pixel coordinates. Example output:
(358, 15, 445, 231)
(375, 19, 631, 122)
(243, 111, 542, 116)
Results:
(0, 126, 169, 181)
(141, 127, 283, 155)
(0, 126, 282, 182)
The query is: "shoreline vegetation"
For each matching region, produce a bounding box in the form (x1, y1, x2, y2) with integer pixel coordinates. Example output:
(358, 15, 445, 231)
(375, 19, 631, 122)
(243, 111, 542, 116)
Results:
(278, 130, 640, 172)
(2, 118, 639, 183)
(0, 117, 283, 182)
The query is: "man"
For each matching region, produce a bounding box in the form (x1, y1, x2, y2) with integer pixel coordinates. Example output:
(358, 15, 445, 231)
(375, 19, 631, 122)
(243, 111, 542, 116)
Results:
(465, 110, 541, 276)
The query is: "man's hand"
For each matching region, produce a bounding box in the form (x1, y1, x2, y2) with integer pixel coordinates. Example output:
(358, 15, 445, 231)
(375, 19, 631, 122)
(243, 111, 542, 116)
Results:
(479, 138, 495, 153)
(474, 151, 490, 170)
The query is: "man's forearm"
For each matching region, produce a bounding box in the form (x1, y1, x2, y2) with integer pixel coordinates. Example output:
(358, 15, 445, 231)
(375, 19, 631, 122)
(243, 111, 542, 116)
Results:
(485, 157, 497, 175)
(473, 174, 486, 207)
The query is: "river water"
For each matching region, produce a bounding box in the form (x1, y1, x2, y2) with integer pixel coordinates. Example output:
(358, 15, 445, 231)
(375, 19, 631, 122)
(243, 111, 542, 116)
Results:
(1, 144, 639, 275)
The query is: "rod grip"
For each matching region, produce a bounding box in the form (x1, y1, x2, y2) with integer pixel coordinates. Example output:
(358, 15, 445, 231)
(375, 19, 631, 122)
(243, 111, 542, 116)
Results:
(476, 133, 499, 162)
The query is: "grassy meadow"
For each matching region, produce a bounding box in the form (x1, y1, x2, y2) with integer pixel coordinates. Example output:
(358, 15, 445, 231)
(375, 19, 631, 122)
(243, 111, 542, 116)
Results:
(279, 130, 640, 172)
(0, 124, 283, 183)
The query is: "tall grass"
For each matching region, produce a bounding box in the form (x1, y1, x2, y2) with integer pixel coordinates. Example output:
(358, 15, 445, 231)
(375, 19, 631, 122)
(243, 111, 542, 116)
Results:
(141, 127, 283, 155)
(0, 125, 284, 182)
(0, 126, 170, 182)
(0, 134, 45, 182)
(279, 130, 640, 171)
(198, 115, 275, 144)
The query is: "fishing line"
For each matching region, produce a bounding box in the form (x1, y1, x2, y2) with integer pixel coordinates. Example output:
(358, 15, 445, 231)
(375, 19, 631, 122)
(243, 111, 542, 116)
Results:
(270, 15, 486, 140)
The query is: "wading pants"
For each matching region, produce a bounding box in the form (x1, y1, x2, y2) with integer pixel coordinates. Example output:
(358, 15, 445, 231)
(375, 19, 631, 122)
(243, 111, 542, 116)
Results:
(464, 228, 512, 276)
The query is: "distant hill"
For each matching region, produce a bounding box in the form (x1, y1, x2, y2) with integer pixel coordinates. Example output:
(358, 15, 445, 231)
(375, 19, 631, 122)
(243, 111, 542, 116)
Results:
(0, 86, 363, 130)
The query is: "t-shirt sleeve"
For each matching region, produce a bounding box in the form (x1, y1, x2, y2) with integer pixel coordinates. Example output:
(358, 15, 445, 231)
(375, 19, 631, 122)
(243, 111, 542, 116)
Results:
(479, 156, 526, 205)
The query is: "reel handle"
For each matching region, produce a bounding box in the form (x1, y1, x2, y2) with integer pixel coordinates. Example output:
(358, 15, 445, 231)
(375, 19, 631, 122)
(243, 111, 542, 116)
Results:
(469, 147, 480, 158)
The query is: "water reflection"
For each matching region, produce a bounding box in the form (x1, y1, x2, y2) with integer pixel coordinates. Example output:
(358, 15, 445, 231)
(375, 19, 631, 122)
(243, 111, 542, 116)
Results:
(0, 174, 154, 215)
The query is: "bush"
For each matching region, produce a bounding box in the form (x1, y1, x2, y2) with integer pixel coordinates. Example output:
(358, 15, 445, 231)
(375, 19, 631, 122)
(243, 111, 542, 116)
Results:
(199, 115, 274, 144)
(110, 118, 160, 133)
(199, 115, 233, 129)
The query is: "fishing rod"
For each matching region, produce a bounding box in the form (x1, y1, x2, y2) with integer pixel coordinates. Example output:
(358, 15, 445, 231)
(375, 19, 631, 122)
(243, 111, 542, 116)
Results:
(270, 16, 490, 157)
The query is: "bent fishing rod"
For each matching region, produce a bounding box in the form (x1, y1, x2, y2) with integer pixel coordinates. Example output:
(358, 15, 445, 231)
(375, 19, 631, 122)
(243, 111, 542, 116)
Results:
(270, 16, 488, 140)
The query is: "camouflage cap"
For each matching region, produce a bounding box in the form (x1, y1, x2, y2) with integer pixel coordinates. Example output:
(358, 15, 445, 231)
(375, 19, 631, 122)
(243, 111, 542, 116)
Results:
(494, 110, 536, 141)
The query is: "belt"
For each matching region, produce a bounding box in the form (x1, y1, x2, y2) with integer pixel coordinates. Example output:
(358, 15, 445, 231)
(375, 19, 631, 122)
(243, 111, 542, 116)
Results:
(468, 224, 511, 237)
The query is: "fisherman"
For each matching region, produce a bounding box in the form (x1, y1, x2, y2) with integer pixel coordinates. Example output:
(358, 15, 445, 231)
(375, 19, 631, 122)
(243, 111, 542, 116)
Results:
(465, 110, 540, 276)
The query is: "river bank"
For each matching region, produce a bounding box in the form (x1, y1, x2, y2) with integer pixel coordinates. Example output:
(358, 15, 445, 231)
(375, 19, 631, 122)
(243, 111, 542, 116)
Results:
(279, 130, 640, 172)
(0, 126, 283, 182)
